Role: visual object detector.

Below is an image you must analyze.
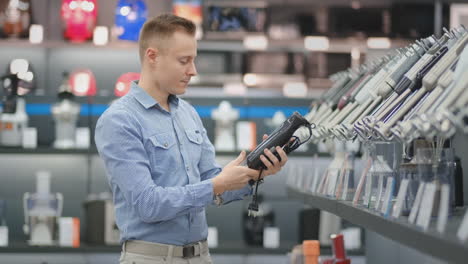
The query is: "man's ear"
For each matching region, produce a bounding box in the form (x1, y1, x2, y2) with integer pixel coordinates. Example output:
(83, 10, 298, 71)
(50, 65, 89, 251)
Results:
(145, 47, 158, 65)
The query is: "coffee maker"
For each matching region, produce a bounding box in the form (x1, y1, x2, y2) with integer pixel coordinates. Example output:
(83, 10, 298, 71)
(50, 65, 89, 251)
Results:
(52, 72, 80, 149)
(23, 171, 63, 246)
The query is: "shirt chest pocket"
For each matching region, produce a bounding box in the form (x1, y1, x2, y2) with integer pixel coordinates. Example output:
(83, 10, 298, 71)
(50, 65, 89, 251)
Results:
(147, 132, 177, 171)
(185, 129, 202, 160)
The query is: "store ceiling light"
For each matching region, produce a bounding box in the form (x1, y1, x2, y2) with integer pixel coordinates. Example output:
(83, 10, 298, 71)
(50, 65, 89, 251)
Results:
(304, 36, 329, 51)
(243, 35, 268, 50)
(367, 37, 391, 49)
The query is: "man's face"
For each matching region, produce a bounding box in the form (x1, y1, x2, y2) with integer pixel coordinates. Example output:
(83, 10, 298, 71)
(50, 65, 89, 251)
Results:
(152, 30, 197, 95)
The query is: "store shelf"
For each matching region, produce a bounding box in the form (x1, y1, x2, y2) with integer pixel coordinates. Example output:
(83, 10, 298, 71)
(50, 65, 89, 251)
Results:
(0, 241, 293, 255)
(0, 241, 364, 256)
(0, 38, 412, 53)
(0, 148, 325, 157)
(0, 147, 96, 155)
(287, 186, 468, 264)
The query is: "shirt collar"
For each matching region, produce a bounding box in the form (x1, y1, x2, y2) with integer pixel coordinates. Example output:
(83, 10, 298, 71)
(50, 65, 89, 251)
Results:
(130, 81, 179, 110)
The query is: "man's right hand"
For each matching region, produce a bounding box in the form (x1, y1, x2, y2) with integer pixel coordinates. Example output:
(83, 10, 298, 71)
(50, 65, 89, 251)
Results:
(212, 151, 260, 195)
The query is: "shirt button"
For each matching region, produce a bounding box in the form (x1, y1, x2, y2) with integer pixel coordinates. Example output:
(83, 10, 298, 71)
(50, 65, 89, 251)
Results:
(164, 143, 168, 148)
(186, 166, 190, 171)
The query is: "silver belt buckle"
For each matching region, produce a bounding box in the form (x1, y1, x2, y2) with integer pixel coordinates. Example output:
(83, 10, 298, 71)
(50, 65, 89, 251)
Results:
(182, 245, 195, 258)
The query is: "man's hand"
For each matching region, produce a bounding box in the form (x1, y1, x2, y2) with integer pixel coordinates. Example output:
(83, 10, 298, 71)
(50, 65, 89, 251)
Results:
(259, 134, 288, 178)
(212, 151, 259, 195)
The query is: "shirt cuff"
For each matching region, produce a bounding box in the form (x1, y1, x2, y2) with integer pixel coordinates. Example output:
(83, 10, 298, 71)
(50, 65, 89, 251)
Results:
(186, 180, 214, 207)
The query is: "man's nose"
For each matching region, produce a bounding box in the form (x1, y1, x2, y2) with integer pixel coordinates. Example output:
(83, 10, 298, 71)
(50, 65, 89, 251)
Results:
(188, 61, 197, 76)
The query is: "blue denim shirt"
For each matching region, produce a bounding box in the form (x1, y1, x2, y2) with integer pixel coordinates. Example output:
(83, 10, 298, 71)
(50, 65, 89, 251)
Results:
(95, 82, 252, 245)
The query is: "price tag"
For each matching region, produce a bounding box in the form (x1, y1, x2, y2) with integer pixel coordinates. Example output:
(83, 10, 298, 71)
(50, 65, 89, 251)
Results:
(22, 127, 37, 149)
(317, 170, 328, 194)
(75, 127, 90, 149)
(416, 182, 437, 230)
(363, 172, 373, 207)
(0, 226, 8, 247)
(263, 227, 280, 248)
(374, 175, 384, 210)
(353, 159, 371, 205)
(207, 227, 218, 248)
(381, 177, 395, 217)
(310, 167, 320, 193)
(327, 170, 339, 196)
(392, 179, 410, 219)
(341, 170, 350, 201)
(436, 184, 450, 233)
(409, 183, 426, 224)
(457, 210, 468, 241)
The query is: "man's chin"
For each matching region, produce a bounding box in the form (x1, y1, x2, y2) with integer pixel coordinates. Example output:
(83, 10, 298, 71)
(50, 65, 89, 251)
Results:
(173, 86, 187, 95)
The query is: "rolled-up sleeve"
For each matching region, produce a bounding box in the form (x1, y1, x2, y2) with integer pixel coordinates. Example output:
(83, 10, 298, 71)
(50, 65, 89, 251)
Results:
(95, 109, 214, 223)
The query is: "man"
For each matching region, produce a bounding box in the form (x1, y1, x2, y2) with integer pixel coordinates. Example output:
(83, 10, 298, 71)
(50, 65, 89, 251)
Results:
(95, 14, 288, 264)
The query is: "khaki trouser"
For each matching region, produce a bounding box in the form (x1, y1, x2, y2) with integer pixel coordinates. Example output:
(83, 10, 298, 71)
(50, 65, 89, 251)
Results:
(119, 240, 213, 264)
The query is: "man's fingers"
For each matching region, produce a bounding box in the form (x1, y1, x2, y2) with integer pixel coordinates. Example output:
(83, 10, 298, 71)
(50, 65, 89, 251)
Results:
(260, 155, 274, 170)
(228, 150, 246, 167)
(262, 134, 268, 141)
(276, 146, 288, 166)
(264, 148, 280, 165)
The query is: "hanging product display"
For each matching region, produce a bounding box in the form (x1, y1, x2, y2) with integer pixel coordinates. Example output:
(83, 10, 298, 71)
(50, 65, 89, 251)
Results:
(114, 72, 140, 97)
(0, 58, 35, 147)
(61, 0, 97, 43)
(0, 0, 31, 38)
(51, 72, 80, 149)
(115, 0, 147, 42)
(287, 26, 468, 237)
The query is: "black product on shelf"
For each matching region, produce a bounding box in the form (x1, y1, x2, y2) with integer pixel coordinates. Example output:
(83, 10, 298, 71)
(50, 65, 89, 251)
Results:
(454, 156, 464, 207)
(328, 7, 388, 37)
(0, 199, 6, 225)
(267, 5, 319, 37)
(390, 3, 450, 39)
(203, 0, 267, 39)
(242, 195, 275, 246)
(83, 199, 120, 245)
(307, 53, 352, 79)
(298, 208, 320, 243)
(243, 52, 305, 75)
(1, 74, 19, 114)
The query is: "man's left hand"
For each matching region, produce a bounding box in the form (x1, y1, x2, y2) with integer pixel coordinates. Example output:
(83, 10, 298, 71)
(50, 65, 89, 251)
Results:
(259, 134, 288, 178)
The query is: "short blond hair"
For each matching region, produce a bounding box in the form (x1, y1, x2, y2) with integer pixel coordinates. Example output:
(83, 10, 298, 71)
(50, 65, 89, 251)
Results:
(138, 13, 196, 62)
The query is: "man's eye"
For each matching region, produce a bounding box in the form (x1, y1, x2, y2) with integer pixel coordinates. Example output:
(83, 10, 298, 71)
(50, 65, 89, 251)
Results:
(180, 59, 189, 64)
